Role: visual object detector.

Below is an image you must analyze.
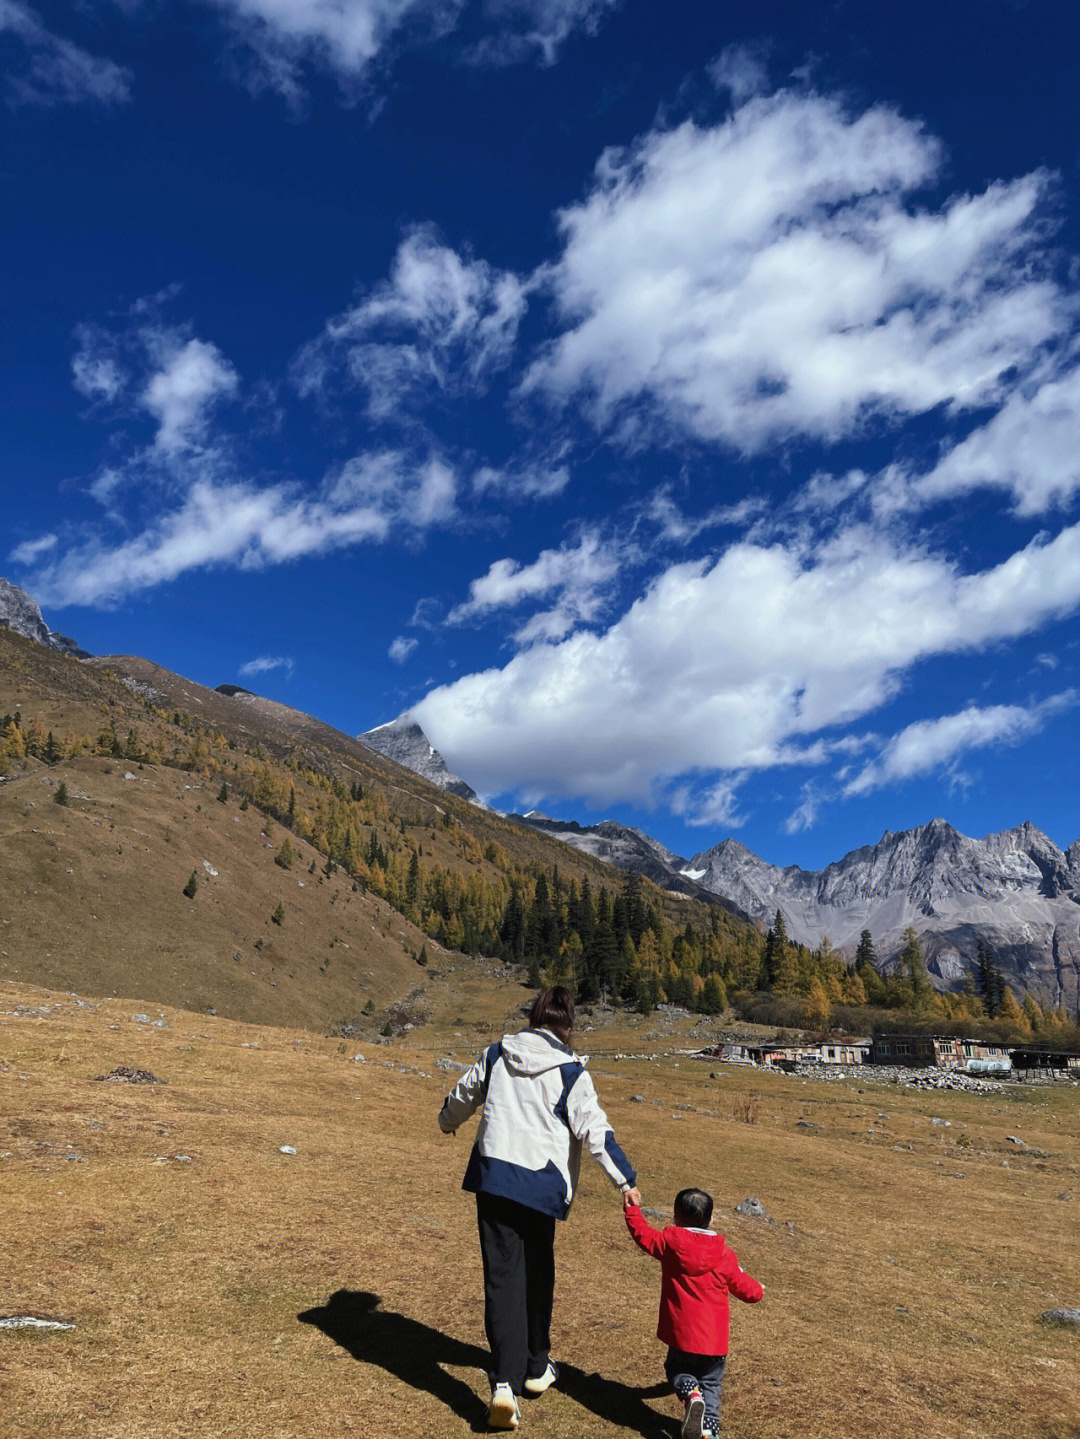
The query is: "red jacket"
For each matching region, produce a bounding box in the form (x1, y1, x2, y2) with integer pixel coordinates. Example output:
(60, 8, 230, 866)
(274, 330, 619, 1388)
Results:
(625, 1204, 763, 1355)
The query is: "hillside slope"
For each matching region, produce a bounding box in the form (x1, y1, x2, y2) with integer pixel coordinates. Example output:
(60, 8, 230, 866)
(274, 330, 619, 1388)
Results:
(0, 629, 755, 1029)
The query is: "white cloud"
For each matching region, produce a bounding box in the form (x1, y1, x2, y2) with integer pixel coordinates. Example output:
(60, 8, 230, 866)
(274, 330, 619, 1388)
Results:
(642, 486, 768, 544)
(142, 338, 239, 455)
(845, 692, 1077, 795)
(0, 1, 131, 106)
(9, 532, 57, 565)
(707, 41, 770, 104)
(295, 227, 526, 419)
(413, 521, 1080, 809)
(27, 452, 458, 606)
(911, 365, 1080, 516)
(239, 654, 294, 679)
(525, 87, 1064, 453)
(208, 0, 611, 94)
(784, 780, 825, 834)
(208, 0, 458, 98)
(72, 328, 126, 403)
(447, 531, 621, 642)
(388, 635, 418, 662)
(671, 774, 746, 829)
(473, 462, 570, 501)
(474, 0, 619, 64)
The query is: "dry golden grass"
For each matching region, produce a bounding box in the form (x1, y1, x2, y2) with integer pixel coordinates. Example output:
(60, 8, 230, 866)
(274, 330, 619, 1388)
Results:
(3, 977, 1080, 1439)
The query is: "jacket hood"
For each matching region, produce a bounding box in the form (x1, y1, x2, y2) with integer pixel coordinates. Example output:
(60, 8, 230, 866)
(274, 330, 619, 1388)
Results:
(663, 1227, 730, 1276)
(499, 1028, 584, 1077)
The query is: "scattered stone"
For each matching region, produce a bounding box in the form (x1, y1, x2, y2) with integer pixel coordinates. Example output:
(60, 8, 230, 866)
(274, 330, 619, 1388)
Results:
(132, 1014, 151, 1024)
(795, 1120, 819, 1131)
(641, 1207, 667, 1220)
(734, 1197, 771, 1221)
(629, 1095, 647, 1103)
(153, 1020, 169, 1030)
(931, 1118, 951, 1127)
(280, 1145, 297, 1155)
(435, 1058, 467, 1072)
(1006, 1135, 1026, 1146)
(1041, 1310, 1080, 1328)
(93, 1067, 166, 1085)
(173, 1154, 192, 1163)
(0, 1316, 75, 1331)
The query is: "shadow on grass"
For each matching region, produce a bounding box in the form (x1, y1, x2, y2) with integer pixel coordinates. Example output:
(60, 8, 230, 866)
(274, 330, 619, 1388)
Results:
(298, 1289, 675, 1437)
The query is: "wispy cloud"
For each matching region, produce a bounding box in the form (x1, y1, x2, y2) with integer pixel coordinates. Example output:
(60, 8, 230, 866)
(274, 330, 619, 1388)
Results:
(844, 692, 1077, 795)
(8, 532, 57, 565)
(239, 654, 294, 679)
(0, 1, 131, 106)
(293, 226, 525, 420)
(388, 635, 418, 662)
(447, 530, 622, 643)
(27, 453, 459, 606)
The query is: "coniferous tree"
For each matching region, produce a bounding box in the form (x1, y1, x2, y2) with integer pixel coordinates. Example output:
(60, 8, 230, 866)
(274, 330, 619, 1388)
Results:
(855, 929, 876, 970)
(900, 927, 933, 1009)
(217, 781, 229, 803)
(183, 870, 198, 898)
(271, 901, 285, 926)
(275, 838, 295, 869)
(54, 780, 69, 806)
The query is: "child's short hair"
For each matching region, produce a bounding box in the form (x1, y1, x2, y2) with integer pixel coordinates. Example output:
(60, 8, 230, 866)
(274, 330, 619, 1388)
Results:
(674, 1188, 713, 1227)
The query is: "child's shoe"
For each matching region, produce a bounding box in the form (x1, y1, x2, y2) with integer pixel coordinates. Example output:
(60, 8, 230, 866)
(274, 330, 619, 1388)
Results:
(523, 1361, 559, 1395)
(487, 1382, 520, 1431)
(702, 1415, 720, 1439)
(681, 1387, 705, 1439)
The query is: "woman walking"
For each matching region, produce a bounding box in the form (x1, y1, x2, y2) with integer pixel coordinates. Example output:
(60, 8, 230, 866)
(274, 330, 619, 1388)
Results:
(438, 985, 640, 1430)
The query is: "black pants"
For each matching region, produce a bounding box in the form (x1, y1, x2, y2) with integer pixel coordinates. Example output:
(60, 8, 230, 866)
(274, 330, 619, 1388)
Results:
(476, 1191, 556, 1394)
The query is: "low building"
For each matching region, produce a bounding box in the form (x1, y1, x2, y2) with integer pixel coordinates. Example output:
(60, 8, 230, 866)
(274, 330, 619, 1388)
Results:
(816, 1038, 871, 1066)
(1010, 1048, 1080, 1079)
(869, 1034, 1012, 1072)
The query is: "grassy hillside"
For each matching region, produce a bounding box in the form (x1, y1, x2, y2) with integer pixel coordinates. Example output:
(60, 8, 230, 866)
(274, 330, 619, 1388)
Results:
(0, 629, 758, 1033)
(3, 975, 1079, 1438)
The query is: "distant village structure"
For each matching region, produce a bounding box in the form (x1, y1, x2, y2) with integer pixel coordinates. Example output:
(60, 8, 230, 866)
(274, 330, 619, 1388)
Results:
(711, 1034, 1080, 1079)
(868, 1034, 1013, 1073)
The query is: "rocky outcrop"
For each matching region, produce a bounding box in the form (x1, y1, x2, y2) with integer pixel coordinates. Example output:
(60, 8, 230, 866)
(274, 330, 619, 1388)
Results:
(514, 813, 705, 898)
(0, 578, 89, 658)
(358, 714, 479, 803)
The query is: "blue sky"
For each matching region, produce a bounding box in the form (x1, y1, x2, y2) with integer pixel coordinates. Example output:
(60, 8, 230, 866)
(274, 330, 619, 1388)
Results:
(4, 0, 1080, 868)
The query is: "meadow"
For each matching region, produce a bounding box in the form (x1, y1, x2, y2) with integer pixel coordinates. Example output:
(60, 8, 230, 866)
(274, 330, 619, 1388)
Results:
(2, 974, 1079, 1439)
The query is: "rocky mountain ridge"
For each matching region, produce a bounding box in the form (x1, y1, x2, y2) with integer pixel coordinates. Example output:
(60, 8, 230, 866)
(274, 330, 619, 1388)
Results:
(0, 578, 89, 658)
(527, 812, 1080, 1009)
(357, 714, 480, 803)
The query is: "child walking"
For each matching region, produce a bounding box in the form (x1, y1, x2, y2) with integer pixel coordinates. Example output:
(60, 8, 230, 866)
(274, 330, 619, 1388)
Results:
(624, 1189, 763, 1439)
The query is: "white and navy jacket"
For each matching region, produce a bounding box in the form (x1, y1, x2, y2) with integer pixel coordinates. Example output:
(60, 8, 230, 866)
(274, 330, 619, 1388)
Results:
(438, 1027, 637, 1220)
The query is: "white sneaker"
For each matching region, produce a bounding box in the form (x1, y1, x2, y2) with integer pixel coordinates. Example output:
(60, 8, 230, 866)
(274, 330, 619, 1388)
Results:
(682, 1390, 705, 1439)
(523, 1361, 559, 1396)
(488, 1383, 520, 1430)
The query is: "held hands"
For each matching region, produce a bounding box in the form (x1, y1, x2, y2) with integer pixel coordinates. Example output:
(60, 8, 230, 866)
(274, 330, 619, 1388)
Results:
(622, 1186, 642, 1207)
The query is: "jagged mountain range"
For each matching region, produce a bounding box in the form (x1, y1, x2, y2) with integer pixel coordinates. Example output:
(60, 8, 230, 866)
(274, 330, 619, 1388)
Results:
(353, 710, 1080, 1008)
